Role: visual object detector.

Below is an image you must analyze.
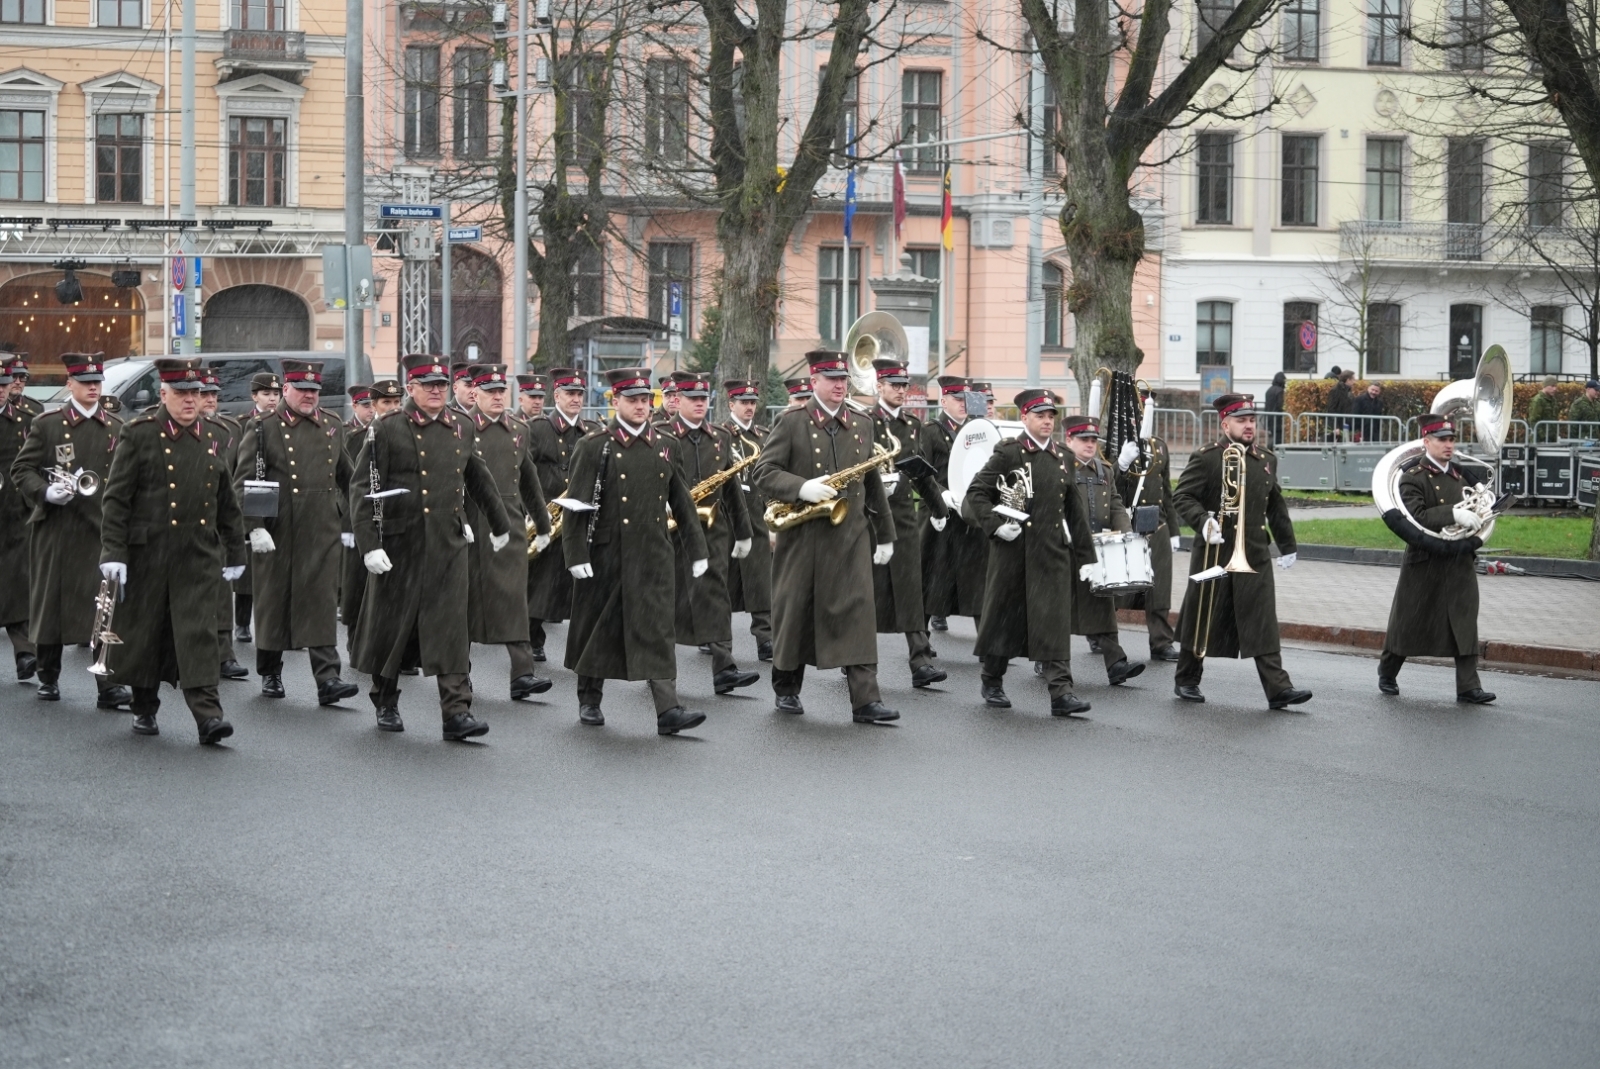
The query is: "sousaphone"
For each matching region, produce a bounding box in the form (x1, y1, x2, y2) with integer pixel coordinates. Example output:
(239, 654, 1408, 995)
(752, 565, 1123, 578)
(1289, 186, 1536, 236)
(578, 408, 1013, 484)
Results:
(843, 311, 909, 397)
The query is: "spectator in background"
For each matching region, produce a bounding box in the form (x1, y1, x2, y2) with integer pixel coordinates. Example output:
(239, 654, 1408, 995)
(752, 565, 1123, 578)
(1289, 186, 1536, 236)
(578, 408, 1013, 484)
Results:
(1325, 370, 1355, 440)
(1263, 371, 1288, 444)
(1352, 381, 1387, 442)
(1324, 365, 1342, 381)
(1567, 379, 1600, 430)
(1527, 376, 1562, 442)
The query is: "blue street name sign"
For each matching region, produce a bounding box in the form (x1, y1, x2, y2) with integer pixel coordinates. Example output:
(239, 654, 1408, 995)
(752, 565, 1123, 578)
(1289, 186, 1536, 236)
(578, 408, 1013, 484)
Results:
(380, 203, 444, 219)
(447, 226, 482, 243)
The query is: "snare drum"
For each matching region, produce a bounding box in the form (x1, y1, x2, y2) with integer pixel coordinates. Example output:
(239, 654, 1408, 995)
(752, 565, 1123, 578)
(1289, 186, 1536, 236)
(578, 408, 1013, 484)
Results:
(1086, 531, 1154, 597)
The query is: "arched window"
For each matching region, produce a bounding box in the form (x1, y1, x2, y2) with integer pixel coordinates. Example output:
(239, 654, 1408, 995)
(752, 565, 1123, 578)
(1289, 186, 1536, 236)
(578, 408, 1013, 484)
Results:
(201, 285, 309, 352)
(1043, 262, 1065, 348)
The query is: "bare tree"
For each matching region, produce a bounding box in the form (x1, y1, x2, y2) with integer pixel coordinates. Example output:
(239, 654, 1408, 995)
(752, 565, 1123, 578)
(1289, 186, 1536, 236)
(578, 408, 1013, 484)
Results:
(1312, 226, 1415, 380)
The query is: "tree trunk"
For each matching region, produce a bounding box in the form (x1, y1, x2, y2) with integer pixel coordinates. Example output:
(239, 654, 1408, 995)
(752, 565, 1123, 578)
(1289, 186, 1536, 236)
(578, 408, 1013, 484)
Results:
(1062, 195, 1144, 400)
(714, 222, 783, 383)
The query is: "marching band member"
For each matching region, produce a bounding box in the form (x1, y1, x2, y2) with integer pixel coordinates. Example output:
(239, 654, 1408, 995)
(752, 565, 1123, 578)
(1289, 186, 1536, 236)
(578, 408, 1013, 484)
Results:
(199, 372, 249, 681)
(525, 368, 600, 663)
(868, 357, 949, 688)
(561, 367, 709, 735)
(920, 375, 985, 633)
(963, 389, 1097, 715)
(341, 380, 401, 649)
(653, 375, 680, 425)
(1171, 394, 1312, 710)
(9, 353, 130, 708)
(450, 361, 476, 415)
(464, 363, 554, 701)
(517, 373, 548, 420)
(0, 359, 36, 681)
(664, 371, 758, 696)
(1062, 415, 1145, 686)
(1377, 416, 1496, 704)
(232, 372, 282, 644)
(1114, 389, 1183, 662)
(782, 378, 812, 410)
(5, 354, 43, 422)
(723, 379, 774, 662)
(349, 354, 513, 740)
(98, 358, 246, 743)
(753, 350, 899, 724)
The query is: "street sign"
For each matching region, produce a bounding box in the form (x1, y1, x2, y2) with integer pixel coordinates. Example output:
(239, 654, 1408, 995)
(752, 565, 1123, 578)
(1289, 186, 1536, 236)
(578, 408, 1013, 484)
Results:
(447, 226, 482, 243)
(171, 256, 185, 291)
(380, 203, 444, 219)
(669, 281, 682, 317)
(1298, 320, 1318, 351)
(173, 294, 186, 335)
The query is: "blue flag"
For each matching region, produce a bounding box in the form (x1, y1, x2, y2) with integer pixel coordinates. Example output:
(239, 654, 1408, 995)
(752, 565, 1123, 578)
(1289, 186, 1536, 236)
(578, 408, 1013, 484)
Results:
(843, 158, 857, 242)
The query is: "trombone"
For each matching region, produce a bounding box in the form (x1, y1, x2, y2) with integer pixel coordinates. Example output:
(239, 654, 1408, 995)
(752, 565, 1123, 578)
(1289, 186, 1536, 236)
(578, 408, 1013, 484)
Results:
(1191, 443, 1255, 659)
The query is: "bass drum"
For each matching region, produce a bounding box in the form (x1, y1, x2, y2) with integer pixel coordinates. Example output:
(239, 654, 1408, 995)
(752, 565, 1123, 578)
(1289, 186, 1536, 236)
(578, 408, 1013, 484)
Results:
(945, 418, 1026, 507)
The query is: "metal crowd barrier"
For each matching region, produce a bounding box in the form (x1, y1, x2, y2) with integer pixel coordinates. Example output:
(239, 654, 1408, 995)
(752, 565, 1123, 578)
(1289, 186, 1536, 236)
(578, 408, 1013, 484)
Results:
(1148, 407, 1202, 450)
(1532, 420, 1600, 444)
(1291, 411, 1408, 444)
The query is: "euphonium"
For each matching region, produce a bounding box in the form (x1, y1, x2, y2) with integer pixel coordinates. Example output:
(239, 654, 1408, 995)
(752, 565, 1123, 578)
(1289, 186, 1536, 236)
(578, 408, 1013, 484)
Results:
(763, 434, 900, 531)
(667, 444, 762, 532)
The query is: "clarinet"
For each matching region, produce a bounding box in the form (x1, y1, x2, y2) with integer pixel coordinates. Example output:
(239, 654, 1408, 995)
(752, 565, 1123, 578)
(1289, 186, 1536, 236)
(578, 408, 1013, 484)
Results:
(585, 440, 610, 547)
(367, 422, 384, 537)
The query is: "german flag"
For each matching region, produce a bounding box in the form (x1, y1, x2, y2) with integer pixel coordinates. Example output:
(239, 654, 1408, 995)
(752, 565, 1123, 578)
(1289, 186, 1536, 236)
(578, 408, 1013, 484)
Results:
(940, 164, 953, 251)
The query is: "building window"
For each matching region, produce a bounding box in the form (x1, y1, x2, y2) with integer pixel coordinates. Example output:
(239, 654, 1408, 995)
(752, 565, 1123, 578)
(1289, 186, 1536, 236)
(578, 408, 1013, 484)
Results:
(1196, 301, 1233, 368)
(0, 0, 46, 23)
(818, 246, 862, 344)
(95, 114, 142, 203)
(1448, 304, 1481, 379)
(1368, 302, 1402, 374)
(1197, 0, 1235, 51)
(404, 47, 441, 158)
(1530, 306, 1563, 374)
(1281, 134, 1318, 226)
(1196, 132, 1233, 224)
(647, 242, 692, 332)
(232, 0, 285, 29)
(567, 52, 607, 161)
(906, 247, 942, 352)
(1447, 139, 1484, 224)
(646, 59, 690, 164)
(820, 65, 859, 161)
(1367, 0, 1402, 65)
(0, 110, 46, 202)
(901, 70, 942, 174)
(1043, 263, 1065, 348)
(1281, 0, 1319, 61)
(1528, 141, 1565, 227)
(1024, 64, 1060, 176)
(227, 116, 286, 206)
(1283, 302, 1318, 372)
(453, 49, 490, 160)
(98, 0, 140, 26)
(1448, 0, 1488, 70)
(1365, 138, 1403, 221)
(571, 242, 604, 316)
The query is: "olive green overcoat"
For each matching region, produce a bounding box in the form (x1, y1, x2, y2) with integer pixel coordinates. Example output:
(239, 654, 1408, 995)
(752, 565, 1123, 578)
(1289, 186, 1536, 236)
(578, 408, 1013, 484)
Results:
(208, 414, 240, 638)
(964, 437, 1097, 660)
(665, 417, 752, 646)
(339, 414, 371, 632)
(1382, 458, 1481, 657)
(870, 404, 948, 633)
(1172, 440, 1297, 659)
(12, 404, 121, 643)
(526, 411, 600, 623)
(723, 420, 773, 615)
(349, 402, 511, 678)
(920, 410, 987, 617)
(753, 400, 896, 670)
(233, 406, 352, 651)
(562, 421, 708, 680)
(466, 410, 549, 644)
(1070, 454, 1132, 636)
(98, 407, 246, 688)
(0, 398, 31, 626)
(1115, 437, 1182, 616)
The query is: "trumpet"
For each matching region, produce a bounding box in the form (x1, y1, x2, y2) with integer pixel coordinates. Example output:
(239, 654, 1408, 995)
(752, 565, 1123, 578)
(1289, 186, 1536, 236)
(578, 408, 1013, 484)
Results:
(87, 576, 123, 677)
(763, 433, 900, 532)
(667, 444, 761, 532)
(528, 500, 563, 558)
(996, 464, 1034, 519)
(48, 466, 100, 498)
(1192, 442, 1255, 659)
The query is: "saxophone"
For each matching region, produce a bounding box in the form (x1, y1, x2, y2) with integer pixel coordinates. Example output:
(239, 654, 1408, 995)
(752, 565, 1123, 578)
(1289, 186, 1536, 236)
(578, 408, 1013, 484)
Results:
(667, 445, 762, 532)
(527, 499, 563, 558)
(763, 433, 900, 532)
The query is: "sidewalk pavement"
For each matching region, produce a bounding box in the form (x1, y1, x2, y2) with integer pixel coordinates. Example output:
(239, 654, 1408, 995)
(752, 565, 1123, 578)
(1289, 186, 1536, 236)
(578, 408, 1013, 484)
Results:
(1124, 558, 1600, 673)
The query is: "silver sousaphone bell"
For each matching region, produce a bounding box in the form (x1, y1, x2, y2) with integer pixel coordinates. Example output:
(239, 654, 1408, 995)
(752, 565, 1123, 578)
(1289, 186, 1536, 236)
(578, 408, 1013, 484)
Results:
(843, 311, 911, 398)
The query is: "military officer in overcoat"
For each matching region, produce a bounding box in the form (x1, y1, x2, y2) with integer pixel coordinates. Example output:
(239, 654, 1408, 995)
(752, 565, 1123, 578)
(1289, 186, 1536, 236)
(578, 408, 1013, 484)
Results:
(920, 375, 986, 631)
(1172, 394, 1312, 709)
(652, 375, 680, 425)
(98, 358, 247, 743)
(232, 371, 282, 643)
(723, 379, 774, 661)
(525, 368, 601, 660)
(340, 379, 401, 647)
(561, 367, 710, 735)
(663, 371, 758, 695)
(450, 361, 476, 415)
(1377, 416, 1497, 704)
(0, 359, 37, 681)
(10, 353, 130, 707)
(963, 390, 1098, 715)
(868, 357, 949, 687)
(517, 373, 547, 420)
(1113, 401, 1183, 661)
(5, 354, 44, 422)
(464, 363, 554, 700)
(350, 354, 514, 740)
(233, 359, 360, 705)
(753, 350, 899, 724)
(1062, 416, 1145, 686)
(198, 371, 248, 681)
(782, 378, 812, 410)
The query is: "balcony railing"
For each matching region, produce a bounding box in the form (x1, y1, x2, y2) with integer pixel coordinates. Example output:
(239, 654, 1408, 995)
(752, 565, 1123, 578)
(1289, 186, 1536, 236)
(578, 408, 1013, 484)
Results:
(222, 27, 307, 62)
(1340, 220, 1598, 269)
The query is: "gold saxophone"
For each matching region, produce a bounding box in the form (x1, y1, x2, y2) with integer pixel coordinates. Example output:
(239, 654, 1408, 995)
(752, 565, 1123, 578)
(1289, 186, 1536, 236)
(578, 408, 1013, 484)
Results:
(764, 432, 900, 532)
(527, 499, 564, 558)
(668, 444, 762, 531)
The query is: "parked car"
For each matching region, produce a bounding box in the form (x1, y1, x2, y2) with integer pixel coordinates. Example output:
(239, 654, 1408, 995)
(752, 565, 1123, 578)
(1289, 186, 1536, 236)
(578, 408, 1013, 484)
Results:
(43, 353, 350, 419)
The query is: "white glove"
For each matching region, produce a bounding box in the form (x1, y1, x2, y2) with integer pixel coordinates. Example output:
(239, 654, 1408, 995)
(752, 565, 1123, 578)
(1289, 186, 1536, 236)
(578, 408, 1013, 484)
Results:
(490, 530, 510, 552)
(1171, 535, 1182, 552)
(995, 521, 1022, 542)
(100, 561, 127, 586)
(941, 490, 960, 510)
(462, 522, 475, 544)
(798, 477, 838, 504)
(1079, 563, 1096, 581)
(1202, 516, 1224, 545)
(363, 549, 393, 574)
(249, 528, 275, 554)
(341, 532, 356, 549)
(534, 533, 551, 553)
(880, 471, 901, 494)
(45, 482, 73, 505)
(873, 543, 894, 566)
(222, 565, 246, 582)
(1275, 552, 1297, 570)
(768, 531, 777, 549)
(732, 538, 752, 559)
(930, 516, 947, 532)
(691, 558, 709, 578)
(1452, 504, 1483, 531)
(569, 562, 594, 579)
(1117, 440, 1141, 471)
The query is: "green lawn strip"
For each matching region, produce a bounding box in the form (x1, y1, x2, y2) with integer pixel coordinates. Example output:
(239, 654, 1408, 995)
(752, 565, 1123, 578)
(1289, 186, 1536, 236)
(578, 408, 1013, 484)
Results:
(1292, 516, 1592, 559)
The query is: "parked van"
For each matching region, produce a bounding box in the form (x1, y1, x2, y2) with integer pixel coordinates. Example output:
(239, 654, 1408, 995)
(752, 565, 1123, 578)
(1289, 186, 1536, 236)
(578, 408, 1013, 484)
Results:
(44, 353, 350, 419)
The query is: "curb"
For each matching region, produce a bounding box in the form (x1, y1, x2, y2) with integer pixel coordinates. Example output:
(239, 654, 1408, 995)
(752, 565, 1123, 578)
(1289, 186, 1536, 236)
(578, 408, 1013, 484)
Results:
(1176, 535, 1600, 579)
(1115, 609, 1600, 673)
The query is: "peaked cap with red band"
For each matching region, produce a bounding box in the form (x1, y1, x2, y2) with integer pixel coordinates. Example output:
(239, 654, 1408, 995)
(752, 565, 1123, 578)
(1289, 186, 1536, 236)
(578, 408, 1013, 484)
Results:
(657, 375, 679, 394)
(1213, 393, 1257, 418)
(517, 374, 547, 395)
(347, 383, 374, 403)
(199, 370, 221, 392)
(451, 361, 473, 382)
(606, 366, 654, 397)
(805, 349, 850, 378)
(670, 371, 711, 397)
(471, 363, 510, 389)
(1014, 388, 1060, 415)
(548, 367, 585, 391)
(784, 377, 813, 397)
(1061, 414, 1101, 438)
(872, 357, 909, 383)
(1419, 415, 1457, 438)
(402, 354, 452, 384)
(156, 357, 205, 388)
(281, 359, 325, 390)
(371, 378, 403, 399)
(724, 379, 760, 399)
(62, 352, 106, 381)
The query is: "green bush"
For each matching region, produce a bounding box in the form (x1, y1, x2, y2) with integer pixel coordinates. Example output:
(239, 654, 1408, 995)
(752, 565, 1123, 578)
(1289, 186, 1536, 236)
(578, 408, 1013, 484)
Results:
(1284, 378, 1588, 423)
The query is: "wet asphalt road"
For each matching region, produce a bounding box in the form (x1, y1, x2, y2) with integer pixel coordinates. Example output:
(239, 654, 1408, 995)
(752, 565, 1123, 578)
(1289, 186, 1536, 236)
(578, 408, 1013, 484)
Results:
(2, 622, 1597, 1069)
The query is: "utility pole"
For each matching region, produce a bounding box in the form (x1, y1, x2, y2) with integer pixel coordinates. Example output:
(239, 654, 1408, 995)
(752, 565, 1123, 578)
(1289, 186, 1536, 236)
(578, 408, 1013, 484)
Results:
(1024, 45, 1044, 388)
(345, 0, 365, 382)
(511, 0, 529, 373)
(441, 197, 453, 357)
(177, 0, 196, 356)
